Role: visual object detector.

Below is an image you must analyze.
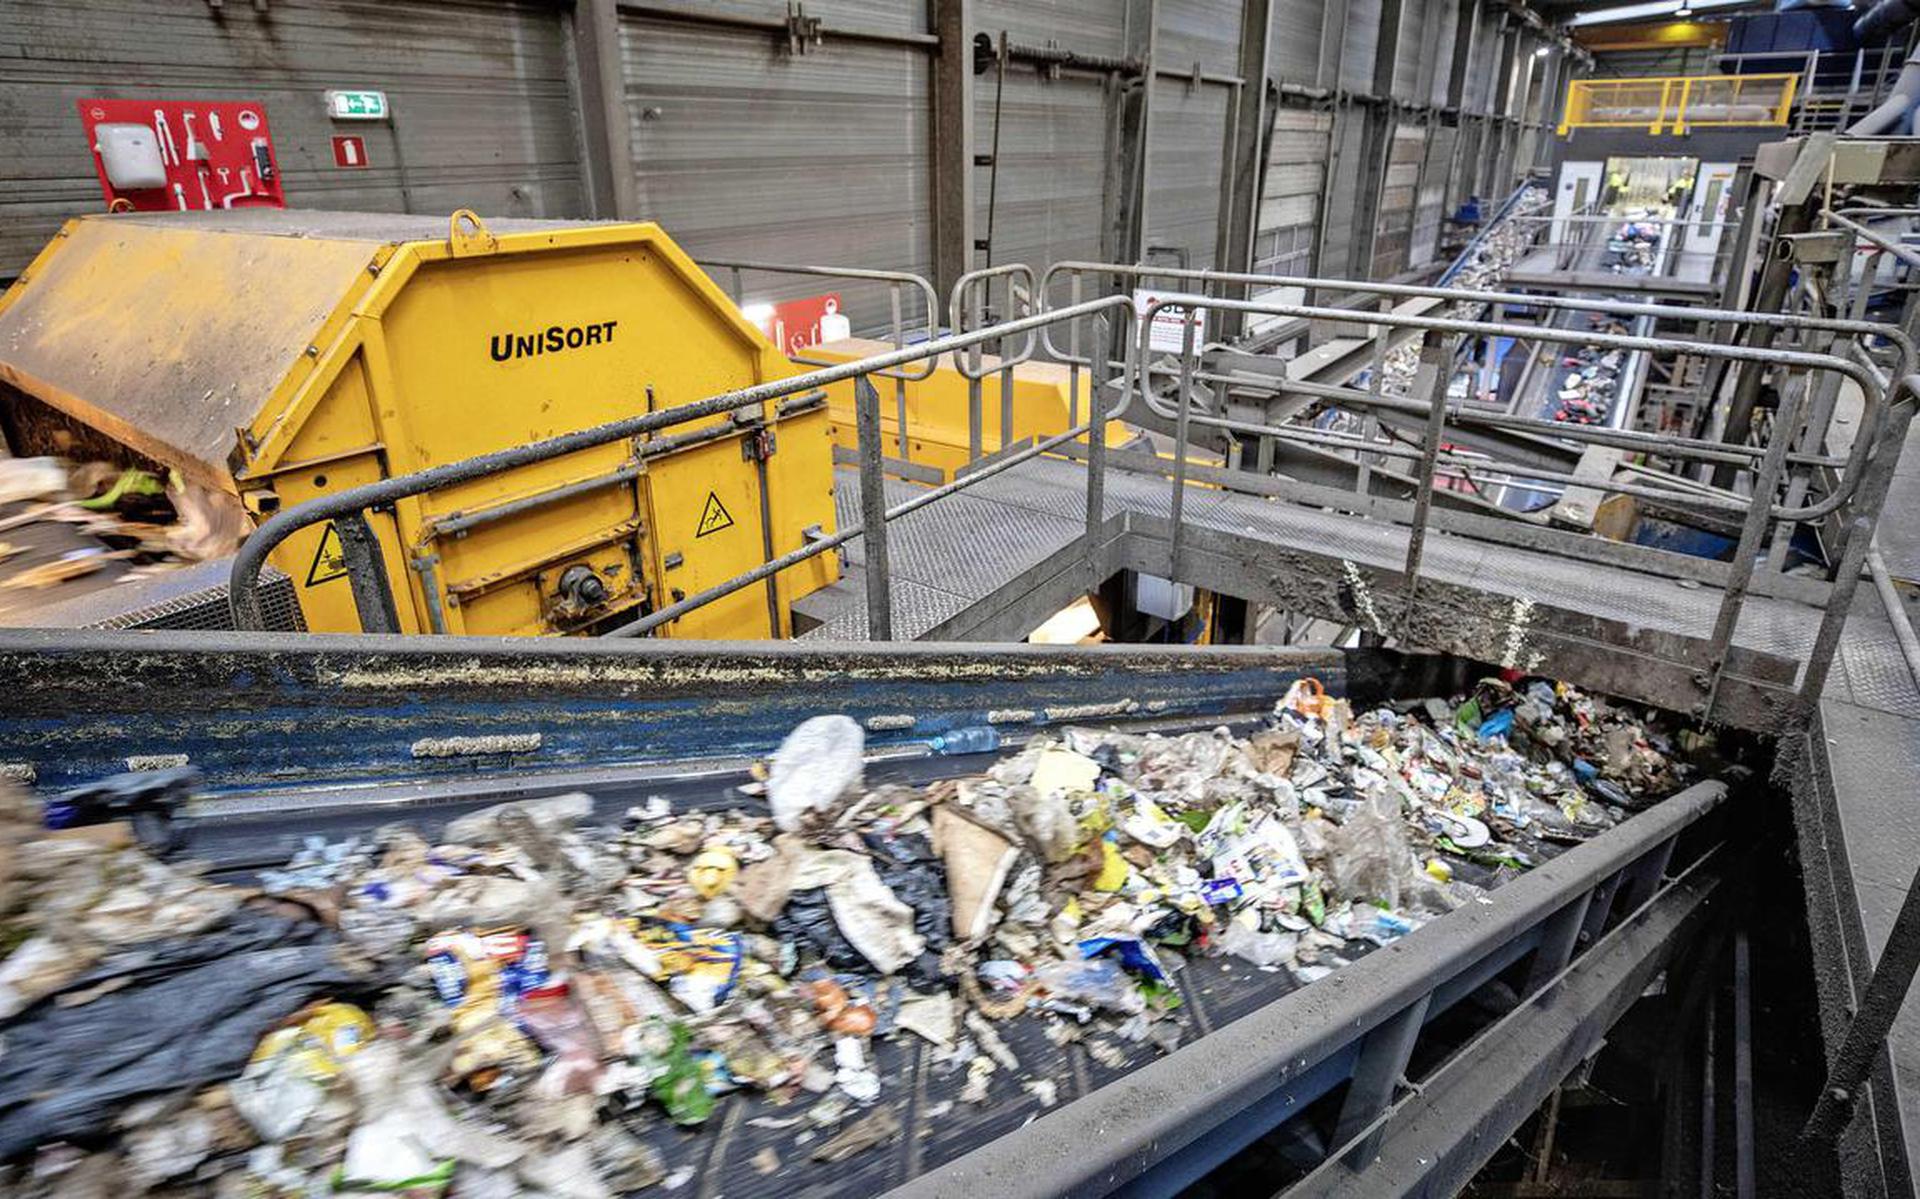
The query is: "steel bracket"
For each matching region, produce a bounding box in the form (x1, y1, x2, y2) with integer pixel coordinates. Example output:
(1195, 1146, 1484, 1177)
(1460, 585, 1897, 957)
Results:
(784, 2, 822, 54)
(741, 428, 776, 461)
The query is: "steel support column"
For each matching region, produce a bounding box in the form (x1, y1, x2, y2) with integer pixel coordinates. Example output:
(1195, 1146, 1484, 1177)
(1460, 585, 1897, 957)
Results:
(1353, 0, 1407, 277)
(931, 0, 975, 301)
(1213, 0, 1274, 339)
(571, 0, 639, 220)
(1103, 0, 1159, 265)
(1482, 17, 1519, 195)
(1292, 859, 1728, 1198)
(1537, 49, 1567, 171)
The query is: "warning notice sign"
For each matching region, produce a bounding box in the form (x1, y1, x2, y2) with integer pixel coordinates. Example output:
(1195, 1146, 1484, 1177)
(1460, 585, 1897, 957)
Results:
(695, 492, 735, 538)
(306, 522, 348, 585)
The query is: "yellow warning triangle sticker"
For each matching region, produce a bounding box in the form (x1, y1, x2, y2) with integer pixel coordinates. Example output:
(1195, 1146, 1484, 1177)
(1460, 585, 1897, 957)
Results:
(695, 491, 735, 538)
(306, 521, 349, 586)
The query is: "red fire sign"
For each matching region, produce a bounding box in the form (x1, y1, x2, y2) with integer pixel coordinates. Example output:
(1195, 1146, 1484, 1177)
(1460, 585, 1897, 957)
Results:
(750, 294, 851, 356)
(331, 135, 369, 169)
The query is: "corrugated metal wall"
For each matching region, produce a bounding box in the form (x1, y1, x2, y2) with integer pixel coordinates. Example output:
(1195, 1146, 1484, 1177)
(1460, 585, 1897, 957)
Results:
(1391, 0, 1423, 101)
(0, 0, 1544, 303)
(1471, 19, 1506, 111)
(1148, 81, 1230, 269)
(1161, 0, 1242, 71)
(1146, 0, 1240, 270)
(1424, 2, 1461, 108)
(1270, 1, 1326, 85)
(1341, 0, 1385, 92)
(0, 0, 584, 278)
(1410, 121, 1455, 266)
(617, 9, 933, 323)
(974, 0, 1123, 276)
(1320, 110, 1369, 276)
(1371, 121, 1426, 277)
(1254, 105, 1330, 278)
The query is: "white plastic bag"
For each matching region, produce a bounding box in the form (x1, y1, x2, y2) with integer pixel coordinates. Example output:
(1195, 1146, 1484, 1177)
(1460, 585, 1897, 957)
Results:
(767, 715, 864, 832)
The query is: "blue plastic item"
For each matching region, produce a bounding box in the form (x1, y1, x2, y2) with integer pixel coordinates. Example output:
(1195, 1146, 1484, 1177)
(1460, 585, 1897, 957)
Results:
(1078, 935, 1170, 981)
(929, 726, 1001, 755)
(1477, 708, 1515, 742)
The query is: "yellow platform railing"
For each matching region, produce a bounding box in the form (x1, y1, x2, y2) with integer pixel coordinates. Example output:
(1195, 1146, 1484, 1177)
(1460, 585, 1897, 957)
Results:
(1557, 72, 1799, 135)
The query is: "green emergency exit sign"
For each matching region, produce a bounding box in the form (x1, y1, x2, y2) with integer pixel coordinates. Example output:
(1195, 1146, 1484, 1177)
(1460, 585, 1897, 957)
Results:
(325, 90, 388, 120)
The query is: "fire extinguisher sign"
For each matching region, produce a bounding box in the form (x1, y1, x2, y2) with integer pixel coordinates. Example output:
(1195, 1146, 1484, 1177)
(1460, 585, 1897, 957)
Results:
(331, 135, 369, 169)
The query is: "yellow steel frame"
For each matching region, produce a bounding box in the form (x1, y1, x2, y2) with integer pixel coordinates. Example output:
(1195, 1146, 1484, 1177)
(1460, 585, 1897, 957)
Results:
(1557, 72, 1799, 136)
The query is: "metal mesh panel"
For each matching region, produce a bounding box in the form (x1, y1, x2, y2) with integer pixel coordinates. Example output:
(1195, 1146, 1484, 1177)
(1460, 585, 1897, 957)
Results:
(68, 560, 306, 633)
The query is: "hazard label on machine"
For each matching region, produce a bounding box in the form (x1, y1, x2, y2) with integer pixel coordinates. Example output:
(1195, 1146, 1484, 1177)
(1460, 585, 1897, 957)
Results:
(695, 492, 735, 538)
(307, 522, 348, 585)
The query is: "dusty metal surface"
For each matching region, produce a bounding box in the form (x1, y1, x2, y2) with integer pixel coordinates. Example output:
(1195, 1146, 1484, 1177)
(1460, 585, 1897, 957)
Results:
(0, 216, 376, 486)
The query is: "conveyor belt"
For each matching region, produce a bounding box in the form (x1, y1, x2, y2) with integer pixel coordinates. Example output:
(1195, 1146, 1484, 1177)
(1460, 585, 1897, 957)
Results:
(0, 630, 1734, 1198)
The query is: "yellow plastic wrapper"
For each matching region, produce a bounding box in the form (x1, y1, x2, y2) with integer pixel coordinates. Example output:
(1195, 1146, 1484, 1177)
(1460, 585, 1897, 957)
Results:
(635, 924, 744, 1012)
(1093, 840, 1130, 892)
(249, 1002, 375, 1081)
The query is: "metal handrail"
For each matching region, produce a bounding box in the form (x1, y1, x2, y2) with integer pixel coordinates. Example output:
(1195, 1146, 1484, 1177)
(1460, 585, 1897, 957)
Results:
(700, 258, 945, 462)
(698, 258, 943, 382)
(1129, 295, 1883, 524)
(1132, 294, 1901, 712)
(1556, 72, 1798, 136)
(1822, 208, 1920, 273)
(230, 246, 1911, 729)
(1036, 261, 1917, 379)
(948, 263, 1039, 375)
(229, 295, 1137, 640)
(949, 263, 1041, 458)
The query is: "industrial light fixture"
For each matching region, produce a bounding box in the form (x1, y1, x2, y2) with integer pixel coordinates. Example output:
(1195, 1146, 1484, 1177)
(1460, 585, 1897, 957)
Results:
(1675, 3, 1693, 16)
(1535, 45, 1552, 57)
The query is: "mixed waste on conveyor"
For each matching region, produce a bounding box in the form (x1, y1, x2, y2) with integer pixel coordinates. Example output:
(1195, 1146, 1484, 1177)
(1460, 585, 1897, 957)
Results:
(0, 675, 1706, 1193)
(1370, 186, 1552, 400)
(1549, 215, 1663, 428)
(0, 457, 247, 613)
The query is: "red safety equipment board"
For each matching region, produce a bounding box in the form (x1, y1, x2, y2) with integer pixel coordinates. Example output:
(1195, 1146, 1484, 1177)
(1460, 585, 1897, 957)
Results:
(77, 98, 286, 213)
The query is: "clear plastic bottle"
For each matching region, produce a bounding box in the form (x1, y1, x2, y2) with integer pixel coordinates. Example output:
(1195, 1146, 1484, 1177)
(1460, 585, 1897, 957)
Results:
(930, 726, 1000, 755)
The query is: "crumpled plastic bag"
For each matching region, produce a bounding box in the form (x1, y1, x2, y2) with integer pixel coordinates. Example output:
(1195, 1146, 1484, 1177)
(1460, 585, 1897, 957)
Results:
(1321, 794, 1455, 915)
(1009, 786, 1078, 864)
(767, 715, 864, 832)
(1031, 957, 1144, 1014)
(862, 831, 949, 960)
(1321, 793, 1422, 910)
(1217, 919, 1299, 968)
(0, 907, 369, 1159)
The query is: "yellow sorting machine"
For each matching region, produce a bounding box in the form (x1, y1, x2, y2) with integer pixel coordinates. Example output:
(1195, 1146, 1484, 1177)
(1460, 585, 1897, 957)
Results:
(0, 210, 837, 638)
